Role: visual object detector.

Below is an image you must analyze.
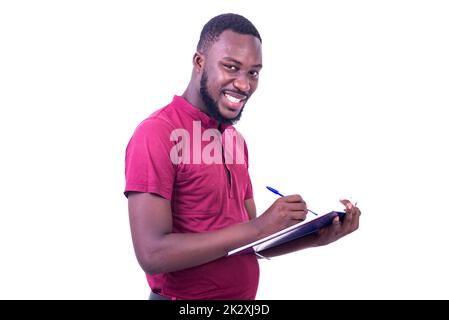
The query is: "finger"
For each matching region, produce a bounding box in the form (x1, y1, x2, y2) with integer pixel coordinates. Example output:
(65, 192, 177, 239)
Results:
(339, 198, 353, 211)
(284, 194, 304, 203)
(340, 198, 356, 224)
(351, 207, 361, 229)
(352, 213, 360, 230)
(344, 206, 360, 232)
(343, 207, 353, 224)
(291, 211, 307, 221)
(287, 202, 308, 212)
(332, 216, 346, 236)
(331, 216, 342, 231)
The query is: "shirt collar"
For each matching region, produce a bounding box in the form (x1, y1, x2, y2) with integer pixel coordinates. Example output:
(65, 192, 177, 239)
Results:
(172, 95, 233, 131)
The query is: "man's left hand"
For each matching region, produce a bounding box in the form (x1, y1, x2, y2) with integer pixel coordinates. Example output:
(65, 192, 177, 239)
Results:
(314, 199, 361, 247)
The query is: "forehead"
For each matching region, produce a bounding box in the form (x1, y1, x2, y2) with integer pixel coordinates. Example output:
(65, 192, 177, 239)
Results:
(206, 30, 262, 65)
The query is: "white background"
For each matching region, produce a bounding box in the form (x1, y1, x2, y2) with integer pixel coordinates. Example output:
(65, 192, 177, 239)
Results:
(1, 0, 448, 299)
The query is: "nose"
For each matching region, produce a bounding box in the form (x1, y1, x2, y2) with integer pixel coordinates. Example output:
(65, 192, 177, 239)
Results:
(233, 74, 250, 94)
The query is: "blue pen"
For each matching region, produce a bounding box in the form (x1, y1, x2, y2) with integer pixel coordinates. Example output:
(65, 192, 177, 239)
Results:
(266, 186, 319, 216)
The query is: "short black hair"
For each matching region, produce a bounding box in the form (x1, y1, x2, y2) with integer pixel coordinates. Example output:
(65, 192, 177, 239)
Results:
(196, 13, 262, 53)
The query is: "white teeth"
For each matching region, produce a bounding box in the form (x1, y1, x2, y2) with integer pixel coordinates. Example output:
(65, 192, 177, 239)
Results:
(225, 93, 242, 103)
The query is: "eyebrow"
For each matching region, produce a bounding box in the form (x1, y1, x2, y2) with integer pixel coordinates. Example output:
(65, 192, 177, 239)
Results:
(222, 57, 263, 69)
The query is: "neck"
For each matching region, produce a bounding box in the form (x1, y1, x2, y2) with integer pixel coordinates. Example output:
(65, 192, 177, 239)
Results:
(182, 81, 208, 114)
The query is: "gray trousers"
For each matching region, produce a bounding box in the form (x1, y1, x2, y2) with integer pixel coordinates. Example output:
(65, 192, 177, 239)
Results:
(149, 291, 171, 300)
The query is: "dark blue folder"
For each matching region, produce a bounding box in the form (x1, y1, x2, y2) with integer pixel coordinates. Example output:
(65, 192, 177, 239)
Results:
(228, 211, 346, 256)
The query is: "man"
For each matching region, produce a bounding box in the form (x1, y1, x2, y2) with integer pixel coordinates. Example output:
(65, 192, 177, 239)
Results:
(124, 13, 360, 300)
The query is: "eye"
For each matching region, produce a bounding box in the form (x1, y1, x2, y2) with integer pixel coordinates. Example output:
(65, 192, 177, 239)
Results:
(223, 64, 238, 72)
(249, 70, 259, 79)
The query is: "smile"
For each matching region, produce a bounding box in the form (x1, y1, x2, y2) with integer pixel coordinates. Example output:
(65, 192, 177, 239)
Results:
(225, 93, 243, 103)
(222, 91, 248, 110)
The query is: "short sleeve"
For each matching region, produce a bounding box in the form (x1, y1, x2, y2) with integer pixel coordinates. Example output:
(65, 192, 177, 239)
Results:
(124, 118, 176, 200)
(243, 140, 254, 200)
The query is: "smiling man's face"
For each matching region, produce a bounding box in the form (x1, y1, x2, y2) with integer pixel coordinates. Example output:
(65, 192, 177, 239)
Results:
(199, 30, 262, 125)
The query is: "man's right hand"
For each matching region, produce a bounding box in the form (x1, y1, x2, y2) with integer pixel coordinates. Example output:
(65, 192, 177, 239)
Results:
(254, 195, 308, 237)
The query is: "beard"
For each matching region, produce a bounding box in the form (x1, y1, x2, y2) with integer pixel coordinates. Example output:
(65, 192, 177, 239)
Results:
(200, 72, 245, 126)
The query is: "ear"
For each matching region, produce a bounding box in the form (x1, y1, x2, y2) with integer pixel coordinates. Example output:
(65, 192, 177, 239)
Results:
(192, 52, 204, 73)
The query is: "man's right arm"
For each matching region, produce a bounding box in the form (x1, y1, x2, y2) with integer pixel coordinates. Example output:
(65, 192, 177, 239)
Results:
(128, 192, 307, 275)
(128, 192, 262, 275)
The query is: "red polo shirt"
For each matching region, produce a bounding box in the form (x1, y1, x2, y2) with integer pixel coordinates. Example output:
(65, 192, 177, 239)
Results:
(124, 96, 259, 299)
